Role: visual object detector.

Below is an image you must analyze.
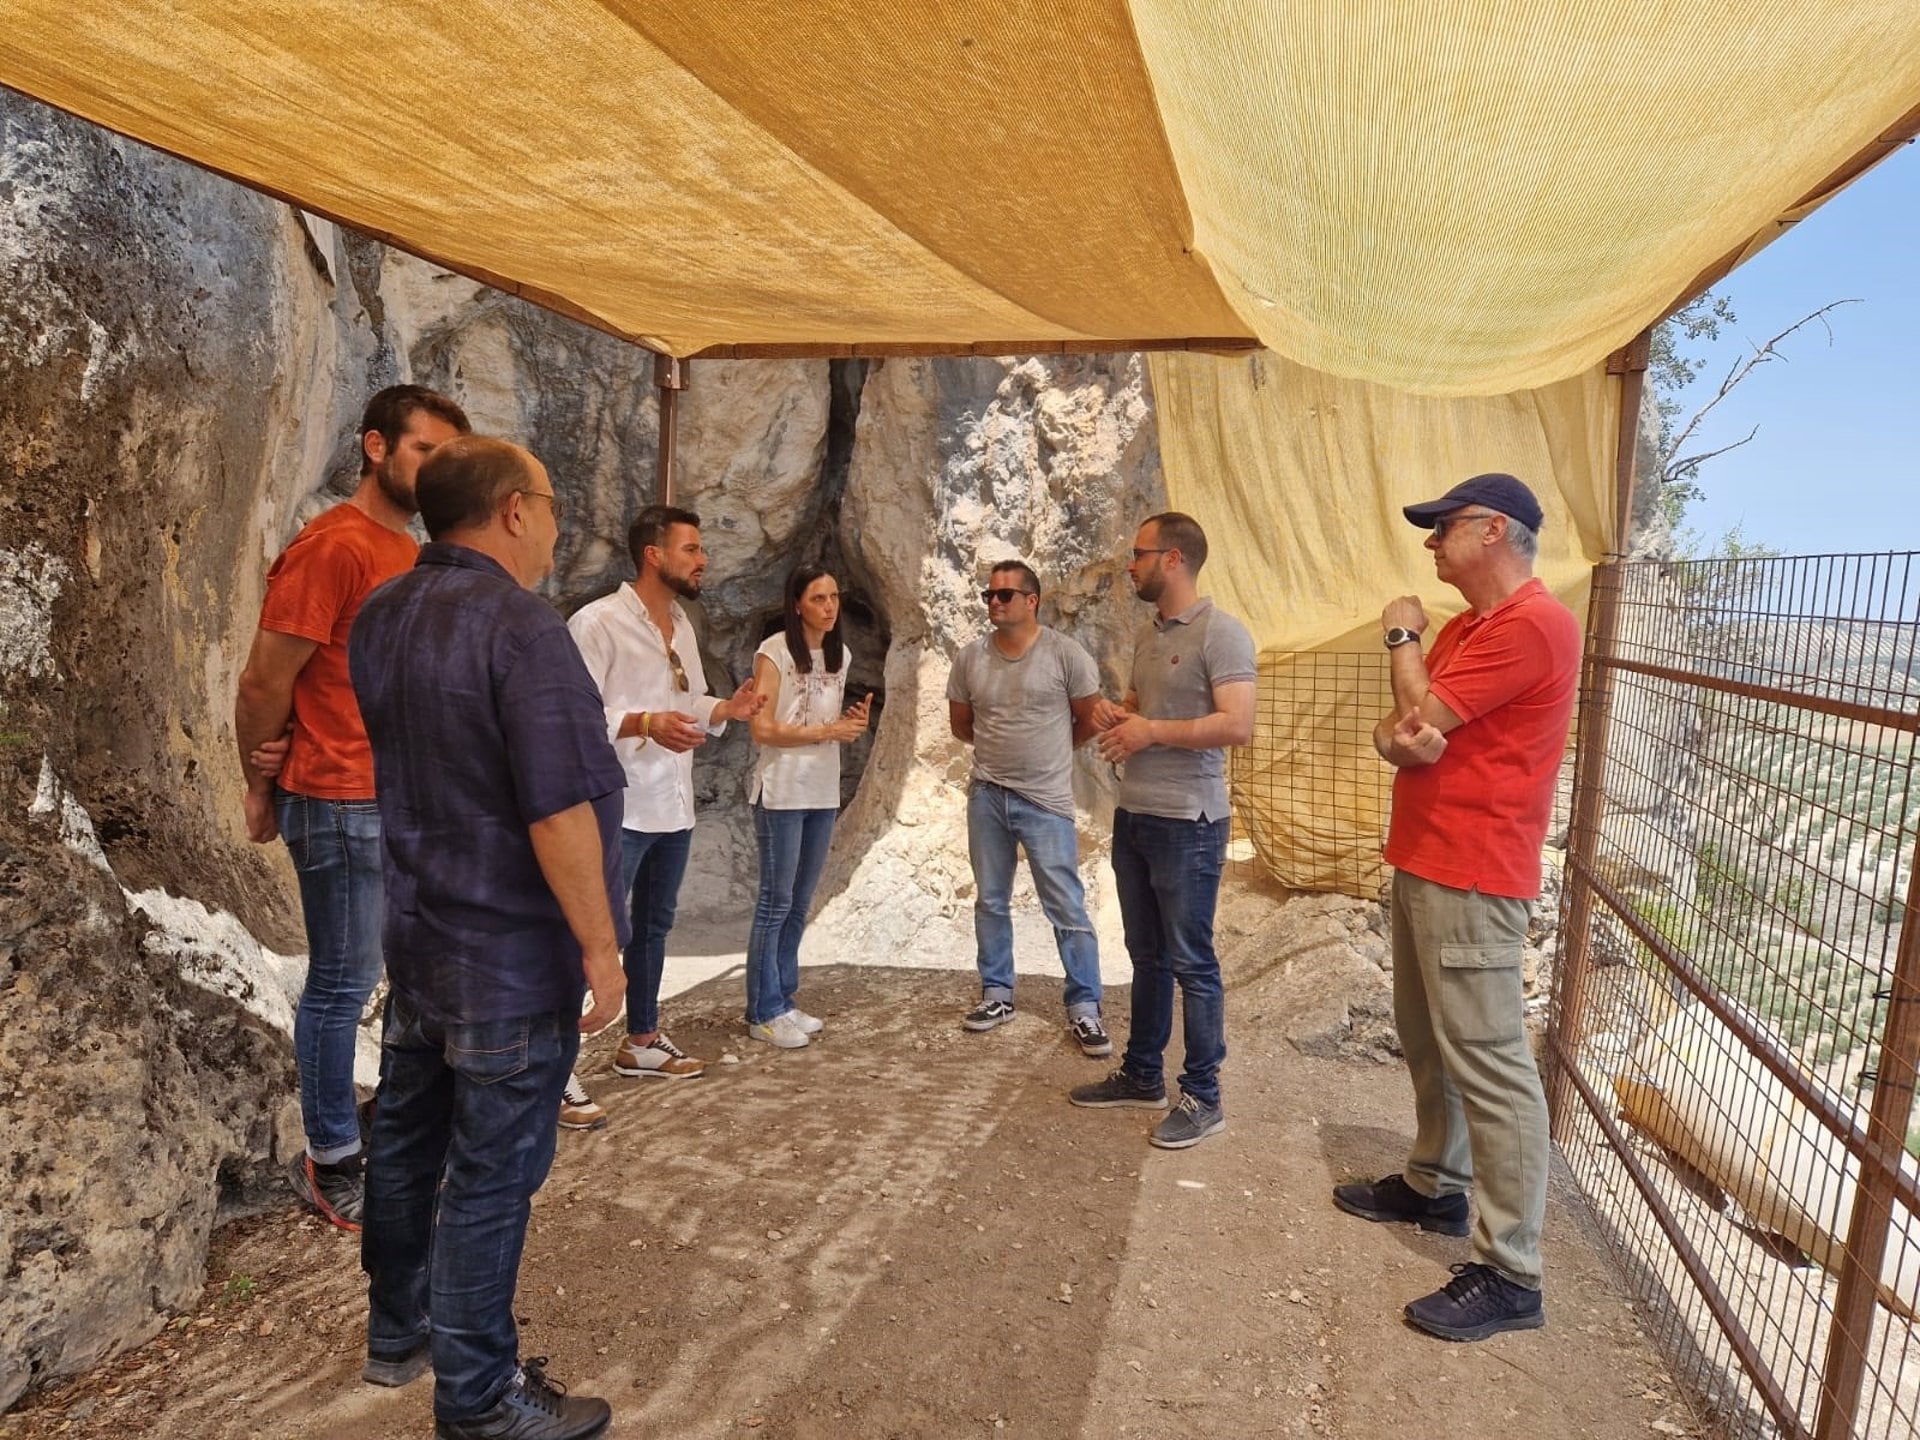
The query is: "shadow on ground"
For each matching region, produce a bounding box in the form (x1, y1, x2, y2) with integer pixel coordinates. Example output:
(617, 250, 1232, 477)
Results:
(2, 953, 1706, 1439)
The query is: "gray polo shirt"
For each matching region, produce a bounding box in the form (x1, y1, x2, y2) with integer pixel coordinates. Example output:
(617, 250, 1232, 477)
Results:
(946, 626, 1101, 817)
(1117, 598, 1257, 822)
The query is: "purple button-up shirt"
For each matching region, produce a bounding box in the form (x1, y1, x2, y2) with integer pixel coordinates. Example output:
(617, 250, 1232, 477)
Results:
(350, 543, 629, 1024)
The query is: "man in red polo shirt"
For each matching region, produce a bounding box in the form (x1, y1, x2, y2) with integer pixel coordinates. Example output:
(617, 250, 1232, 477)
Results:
(1333, 472, 1581, 1342)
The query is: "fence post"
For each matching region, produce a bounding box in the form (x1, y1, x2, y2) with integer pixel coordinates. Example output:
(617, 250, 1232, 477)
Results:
(1547, 330, 1649, 1139)
(1812, 851, 1920, 1440)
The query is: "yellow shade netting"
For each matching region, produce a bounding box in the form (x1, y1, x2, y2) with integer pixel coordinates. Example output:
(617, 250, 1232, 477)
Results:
(1153, 349, 1615, 891)
(3, 2, 1916, 387)
(4, 2, 1917, 888)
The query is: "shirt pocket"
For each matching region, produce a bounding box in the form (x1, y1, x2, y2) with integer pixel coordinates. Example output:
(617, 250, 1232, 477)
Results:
(1436, 944, 1525, 1045)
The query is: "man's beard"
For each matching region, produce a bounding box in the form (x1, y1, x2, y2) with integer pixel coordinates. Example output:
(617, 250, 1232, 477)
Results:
(372, 456, 417, 515)
(1133, 573, 1165, 604)
(665, 569, 703, 600)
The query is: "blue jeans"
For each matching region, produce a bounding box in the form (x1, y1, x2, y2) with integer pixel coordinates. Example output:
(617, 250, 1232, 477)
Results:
(1111, 808, 1229, 1106)
(745, 804, 836, 1024)
(276, 789, 385, 1159)
(967, 782, 1102, 1019)
(362, 993, 578, 1421)
(619, 827, 693, 1036)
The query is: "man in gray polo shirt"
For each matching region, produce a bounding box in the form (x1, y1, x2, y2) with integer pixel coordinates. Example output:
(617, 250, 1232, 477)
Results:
(948, 560, 1111, 1056)
(1069, 512, 1256, 1149)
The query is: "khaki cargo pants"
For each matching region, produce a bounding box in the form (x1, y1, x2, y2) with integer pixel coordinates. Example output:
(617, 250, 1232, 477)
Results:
(1392, 870, 1548, 1289)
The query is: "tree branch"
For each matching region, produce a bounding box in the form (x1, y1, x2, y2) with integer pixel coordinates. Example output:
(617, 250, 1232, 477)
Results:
(1659, 299, 1860, 483)
(1664, 425, 1760, 485)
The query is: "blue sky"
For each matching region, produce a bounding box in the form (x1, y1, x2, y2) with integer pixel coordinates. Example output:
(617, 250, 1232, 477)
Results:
(1665, 142, 1919, 557)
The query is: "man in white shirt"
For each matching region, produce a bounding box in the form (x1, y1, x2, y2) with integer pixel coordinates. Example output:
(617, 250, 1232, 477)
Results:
(568, 505, 765, 1080)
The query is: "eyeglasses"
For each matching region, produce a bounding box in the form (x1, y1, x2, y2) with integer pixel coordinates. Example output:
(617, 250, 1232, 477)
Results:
(516, 489, 565, 523)
(663, 639, 690, 691)
(1130, 547, 1171, 561)
(1431, 511, 1499, 539)
(981, 587, 1037, 604)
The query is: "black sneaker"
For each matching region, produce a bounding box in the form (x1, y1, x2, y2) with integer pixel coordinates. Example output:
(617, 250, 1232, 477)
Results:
(363, 1338, 431, 1388)
(1069, 1015, 1113, 1057)
(1331, 1172, 1470, 1237)
(435, 1358, 612, 1439)
(1068, 1067, 1168, 1109)
(287, 1152, 364, 1232)
(1404, 1263, 1545, 1342)
(1149, 1093, 1226, 1149)
(962, 999, 1016, 1032)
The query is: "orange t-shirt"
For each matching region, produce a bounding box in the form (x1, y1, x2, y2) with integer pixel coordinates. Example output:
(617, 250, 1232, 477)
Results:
(1384, 577, 1582, 899)
(258, 504, 418, 799)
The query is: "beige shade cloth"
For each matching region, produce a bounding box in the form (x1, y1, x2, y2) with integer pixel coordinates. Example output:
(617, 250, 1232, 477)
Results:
(1154, 349, 1614, 893)
(3, 3, 1918, 388)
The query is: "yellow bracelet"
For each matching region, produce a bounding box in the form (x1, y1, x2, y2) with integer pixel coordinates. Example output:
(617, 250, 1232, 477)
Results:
(639, 711, 651, 741)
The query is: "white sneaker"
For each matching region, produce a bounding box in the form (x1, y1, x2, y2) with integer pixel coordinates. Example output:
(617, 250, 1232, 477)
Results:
(558, 1073, 608, 1130)
(785, 1007, 824, 1035)
(748, 1013, 810, 1049)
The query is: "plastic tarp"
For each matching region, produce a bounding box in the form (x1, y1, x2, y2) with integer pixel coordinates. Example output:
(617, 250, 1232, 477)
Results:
(3, 3, 1917, 389)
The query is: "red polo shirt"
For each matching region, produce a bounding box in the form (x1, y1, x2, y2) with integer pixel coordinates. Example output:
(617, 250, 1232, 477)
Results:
(1385, 578, 1582, 898)
(258, 503, 418, 800)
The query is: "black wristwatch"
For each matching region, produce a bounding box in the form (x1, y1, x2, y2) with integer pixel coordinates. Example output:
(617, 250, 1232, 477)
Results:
(1383, 627, 1421, 650)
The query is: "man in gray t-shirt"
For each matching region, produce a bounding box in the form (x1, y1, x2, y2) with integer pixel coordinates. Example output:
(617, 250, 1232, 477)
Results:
(947, 560, 1111, 1057)
(1069, 513, 1256, 1151)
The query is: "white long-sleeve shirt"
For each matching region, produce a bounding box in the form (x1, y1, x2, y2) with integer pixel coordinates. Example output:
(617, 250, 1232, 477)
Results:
(567, 583, 725, 834)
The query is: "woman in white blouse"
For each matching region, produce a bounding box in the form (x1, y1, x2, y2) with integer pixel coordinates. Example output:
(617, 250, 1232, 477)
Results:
(744, 566, 871, 1047)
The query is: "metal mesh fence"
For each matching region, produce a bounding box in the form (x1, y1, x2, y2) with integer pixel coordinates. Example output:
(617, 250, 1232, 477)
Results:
(1229, 650, 1395, 899)
(1549, 551, 1920, 1440)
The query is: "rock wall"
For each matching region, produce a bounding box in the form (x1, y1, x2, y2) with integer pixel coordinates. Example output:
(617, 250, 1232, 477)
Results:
(0, 92, 1166, 1407)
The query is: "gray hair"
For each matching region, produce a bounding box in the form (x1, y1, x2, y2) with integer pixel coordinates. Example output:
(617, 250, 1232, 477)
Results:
(1505, 517, 1539, 562)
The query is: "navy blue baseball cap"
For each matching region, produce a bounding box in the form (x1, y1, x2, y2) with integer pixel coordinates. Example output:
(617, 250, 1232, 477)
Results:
(1402, 473, 1544, 532)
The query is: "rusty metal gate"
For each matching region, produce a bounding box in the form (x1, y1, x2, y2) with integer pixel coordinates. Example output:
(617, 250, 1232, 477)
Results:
(1548, 550, 1920, 1439)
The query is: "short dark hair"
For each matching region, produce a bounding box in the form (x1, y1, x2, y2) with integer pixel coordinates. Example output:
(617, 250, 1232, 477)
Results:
(358, 385, 471, 475)
(782, 565, 846, 675)
(628, 504, 702, 574)
(1145, 511, 1208, 574)
(989, 559, 1041, 597)
(415, 436, 533, 539)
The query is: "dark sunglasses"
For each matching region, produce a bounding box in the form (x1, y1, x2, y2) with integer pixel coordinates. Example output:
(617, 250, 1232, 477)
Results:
(664, 640, 690, 691)
(981, 587, 1036, 605)
(1431, 510, 1499, 539)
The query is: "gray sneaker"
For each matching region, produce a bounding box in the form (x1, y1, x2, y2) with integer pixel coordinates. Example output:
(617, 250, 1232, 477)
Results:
(1149, 1093, 1225, 1149)
(1068, 1067, 1168, 1109)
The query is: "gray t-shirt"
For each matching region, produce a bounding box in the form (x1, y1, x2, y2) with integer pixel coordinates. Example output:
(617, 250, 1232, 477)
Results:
(946, 626, 1101, 817)
(1118, 598, 1257, 821)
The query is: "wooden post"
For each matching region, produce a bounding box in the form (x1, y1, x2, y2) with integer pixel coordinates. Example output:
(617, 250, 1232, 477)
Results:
(1547, 328, 1650, 1139)
(654, 353, 688, 504)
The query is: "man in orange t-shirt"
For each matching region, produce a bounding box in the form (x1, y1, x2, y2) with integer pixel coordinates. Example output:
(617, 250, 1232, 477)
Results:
(1332, 473, 1580, 1343)
(235, 385, 469, 1231)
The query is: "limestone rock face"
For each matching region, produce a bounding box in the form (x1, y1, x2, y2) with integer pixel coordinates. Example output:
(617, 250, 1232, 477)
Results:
(817, 354, 1166, 965)
(1, 97, 316, 1409)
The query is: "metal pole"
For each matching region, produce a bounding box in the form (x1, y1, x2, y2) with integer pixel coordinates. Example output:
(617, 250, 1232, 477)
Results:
(1812, 845, 1920, 1440)
(1547, 329, 1650, 1140)
(654, 353, 688, 504)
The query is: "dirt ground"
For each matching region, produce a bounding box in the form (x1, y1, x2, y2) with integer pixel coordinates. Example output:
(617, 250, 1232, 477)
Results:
(1, 880, 1707, 1439)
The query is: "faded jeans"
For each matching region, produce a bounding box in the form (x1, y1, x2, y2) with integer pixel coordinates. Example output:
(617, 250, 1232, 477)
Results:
(744, 804, 836, 1025)
(276, 789, 384, 1160)
(967, 781, 1101, 1019)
